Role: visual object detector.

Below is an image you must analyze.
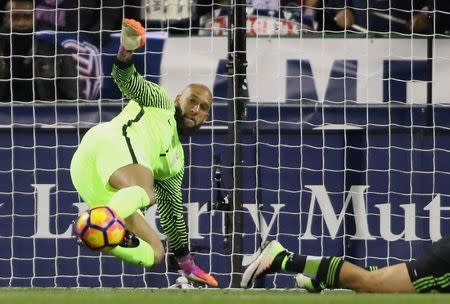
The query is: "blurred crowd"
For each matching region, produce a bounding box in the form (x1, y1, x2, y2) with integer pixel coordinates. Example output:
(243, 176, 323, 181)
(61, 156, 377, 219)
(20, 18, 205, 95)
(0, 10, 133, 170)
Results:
(0, 0, 449, 102)
(320, 0, 450, 35)
(198, 0, 450, 36)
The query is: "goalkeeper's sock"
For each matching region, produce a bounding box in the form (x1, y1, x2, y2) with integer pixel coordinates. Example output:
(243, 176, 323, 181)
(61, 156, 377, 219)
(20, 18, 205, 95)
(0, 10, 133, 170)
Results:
(109, 236, 155, 267)
(107, 185, 150, 219)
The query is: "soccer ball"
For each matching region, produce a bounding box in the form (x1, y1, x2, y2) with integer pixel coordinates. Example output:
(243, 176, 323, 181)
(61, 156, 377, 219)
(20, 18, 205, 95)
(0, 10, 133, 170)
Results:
(74, 206, 126, 251)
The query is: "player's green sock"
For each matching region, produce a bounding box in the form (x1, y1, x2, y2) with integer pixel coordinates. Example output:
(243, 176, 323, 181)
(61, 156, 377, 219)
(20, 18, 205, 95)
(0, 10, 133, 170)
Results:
(312, 257, 344, 288)
(273, 252, 344, 288)
(270, 252, 315, 274)
(366, 265, 378, 272)
(107, 185, 150, 219)
(108, 236, 155, 267)
(271, 252, 307, 273)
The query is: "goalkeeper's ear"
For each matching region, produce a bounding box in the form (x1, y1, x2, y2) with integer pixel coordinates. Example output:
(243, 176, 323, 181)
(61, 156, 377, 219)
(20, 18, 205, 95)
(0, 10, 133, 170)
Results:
(120, 18, 146, 51)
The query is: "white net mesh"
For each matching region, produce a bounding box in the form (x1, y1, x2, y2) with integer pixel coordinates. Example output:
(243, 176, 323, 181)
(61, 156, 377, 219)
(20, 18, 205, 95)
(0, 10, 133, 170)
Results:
(0, 0, 449, 288)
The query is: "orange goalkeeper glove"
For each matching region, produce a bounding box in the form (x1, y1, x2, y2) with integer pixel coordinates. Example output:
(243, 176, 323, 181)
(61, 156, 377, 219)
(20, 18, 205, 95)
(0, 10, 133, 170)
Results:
(120, 18, 146, 51)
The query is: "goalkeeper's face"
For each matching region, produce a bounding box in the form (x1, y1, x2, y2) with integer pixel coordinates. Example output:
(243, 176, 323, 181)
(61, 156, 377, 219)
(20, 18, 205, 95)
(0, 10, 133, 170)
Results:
(175, 84, 213, 136)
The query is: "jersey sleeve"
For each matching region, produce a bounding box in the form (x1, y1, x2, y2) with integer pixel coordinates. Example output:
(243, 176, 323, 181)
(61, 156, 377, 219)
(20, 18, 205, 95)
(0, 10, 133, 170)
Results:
(112, 59, 173, 109)
(154, 169, 189, 255)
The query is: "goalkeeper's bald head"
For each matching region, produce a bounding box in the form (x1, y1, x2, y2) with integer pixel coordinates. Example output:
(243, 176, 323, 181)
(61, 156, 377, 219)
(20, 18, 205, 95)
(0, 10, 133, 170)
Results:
(175, 84, 213, 136)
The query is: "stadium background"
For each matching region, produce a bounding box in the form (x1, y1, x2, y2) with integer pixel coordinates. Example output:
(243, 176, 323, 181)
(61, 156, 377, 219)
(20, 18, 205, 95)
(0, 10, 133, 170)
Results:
(1, 0, 450, 291)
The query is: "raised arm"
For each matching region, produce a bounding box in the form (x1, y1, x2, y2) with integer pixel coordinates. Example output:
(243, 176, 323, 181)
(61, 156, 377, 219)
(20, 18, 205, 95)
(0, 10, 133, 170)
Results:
(111, 18, 173, 109)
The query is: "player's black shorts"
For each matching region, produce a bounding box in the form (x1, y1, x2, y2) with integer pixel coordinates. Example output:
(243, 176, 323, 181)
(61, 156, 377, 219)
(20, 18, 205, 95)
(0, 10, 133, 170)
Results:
(406, 237, 450, 293)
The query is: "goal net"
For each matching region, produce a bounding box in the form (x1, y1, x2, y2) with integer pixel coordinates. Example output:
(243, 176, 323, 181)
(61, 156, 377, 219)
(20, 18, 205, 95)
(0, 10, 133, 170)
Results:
(0, 0, 450, 288)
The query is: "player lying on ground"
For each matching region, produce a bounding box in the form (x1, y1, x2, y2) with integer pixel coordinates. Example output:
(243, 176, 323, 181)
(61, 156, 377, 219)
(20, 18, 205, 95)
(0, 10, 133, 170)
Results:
(70, 18, 217, 287)
(241, 237, 450, 293)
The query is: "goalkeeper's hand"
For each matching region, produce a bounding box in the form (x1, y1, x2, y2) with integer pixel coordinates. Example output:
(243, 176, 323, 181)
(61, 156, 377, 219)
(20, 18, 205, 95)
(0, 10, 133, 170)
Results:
(120, 18, 146, 51)
(178, 254, 218, 287)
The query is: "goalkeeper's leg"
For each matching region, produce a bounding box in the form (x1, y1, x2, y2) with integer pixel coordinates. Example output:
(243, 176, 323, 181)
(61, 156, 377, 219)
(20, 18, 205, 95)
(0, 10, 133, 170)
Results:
(70, 125, 165, 266)
(75, 183, 165, 267)
(109, 211, 164, 267)
(72, 158, 164, 266)
(104, 164, 165, 266)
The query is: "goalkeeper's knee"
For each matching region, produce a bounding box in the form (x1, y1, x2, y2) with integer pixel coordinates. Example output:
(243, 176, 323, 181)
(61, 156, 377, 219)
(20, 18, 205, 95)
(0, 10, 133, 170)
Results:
(108, 185, 151, 219)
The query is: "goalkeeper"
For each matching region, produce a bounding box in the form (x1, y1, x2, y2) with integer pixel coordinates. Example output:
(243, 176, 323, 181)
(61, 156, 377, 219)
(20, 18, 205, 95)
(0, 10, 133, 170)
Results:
(241, 237, 450, 293)
(70, 18, 217, 287)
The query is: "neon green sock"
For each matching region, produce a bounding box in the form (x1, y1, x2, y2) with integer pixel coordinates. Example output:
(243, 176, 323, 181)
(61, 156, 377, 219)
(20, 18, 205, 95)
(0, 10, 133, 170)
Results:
(108, 237, 155, 268)
(303, 256, 322, 278)
(295, 256, 343, 288)
(108, 185, 150, 219)
(366, 265, 378, 272)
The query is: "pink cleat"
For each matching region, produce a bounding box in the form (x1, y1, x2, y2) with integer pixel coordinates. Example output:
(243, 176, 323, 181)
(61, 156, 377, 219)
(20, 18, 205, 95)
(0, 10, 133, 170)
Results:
(178, 254, 218, 287)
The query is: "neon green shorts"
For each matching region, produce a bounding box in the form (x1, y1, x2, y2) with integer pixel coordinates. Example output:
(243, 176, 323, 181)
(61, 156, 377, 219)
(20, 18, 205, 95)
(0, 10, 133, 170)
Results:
(70, 122, 152, 207)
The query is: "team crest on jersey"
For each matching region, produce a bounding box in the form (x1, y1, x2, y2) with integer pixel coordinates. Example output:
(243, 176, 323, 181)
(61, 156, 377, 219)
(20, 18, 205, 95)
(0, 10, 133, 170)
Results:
(61, 40, 103, 100)
(171, 151, 180, 165)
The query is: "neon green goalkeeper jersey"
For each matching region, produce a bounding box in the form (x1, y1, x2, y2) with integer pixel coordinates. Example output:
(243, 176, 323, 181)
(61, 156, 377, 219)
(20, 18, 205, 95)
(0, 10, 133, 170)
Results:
(111, 61, 184, 180)
(110, 60, 188, 254)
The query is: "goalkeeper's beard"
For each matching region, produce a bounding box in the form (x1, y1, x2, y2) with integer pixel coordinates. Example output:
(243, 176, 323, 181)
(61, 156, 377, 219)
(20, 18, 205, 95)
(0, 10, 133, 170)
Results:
(175, 106, 201, 137)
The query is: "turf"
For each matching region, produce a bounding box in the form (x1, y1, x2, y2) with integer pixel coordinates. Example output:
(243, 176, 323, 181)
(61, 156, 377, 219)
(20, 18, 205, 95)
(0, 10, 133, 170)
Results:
(0, 288, 449, 304)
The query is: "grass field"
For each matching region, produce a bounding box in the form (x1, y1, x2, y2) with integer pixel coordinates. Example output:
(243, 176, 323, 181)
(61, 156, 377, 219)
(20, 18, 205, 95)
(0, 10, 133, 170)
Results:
(1, 288, 449, 304)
